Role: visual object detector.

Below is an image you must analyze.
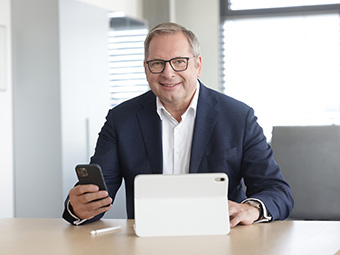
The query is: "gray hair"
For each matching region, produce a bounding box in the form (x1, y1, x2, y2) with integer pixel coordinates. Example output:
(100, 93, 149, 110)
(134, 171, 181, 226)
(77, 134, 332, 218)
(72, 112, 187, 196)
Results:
(144, 22, 200, 60)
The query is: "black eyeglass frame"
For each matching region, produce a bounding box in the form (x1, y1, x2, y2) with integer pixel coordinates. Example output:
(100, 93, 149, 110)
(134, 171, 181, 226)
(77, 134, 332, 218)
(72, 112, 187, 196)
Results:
(146, 56, 195, 74)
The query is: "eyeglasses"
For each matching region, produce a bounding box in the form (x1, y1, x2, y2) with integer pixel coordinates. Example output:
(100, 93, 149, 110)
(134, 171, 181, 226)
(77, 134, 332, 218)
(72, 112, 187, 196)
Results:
(146, 57, 195, 74)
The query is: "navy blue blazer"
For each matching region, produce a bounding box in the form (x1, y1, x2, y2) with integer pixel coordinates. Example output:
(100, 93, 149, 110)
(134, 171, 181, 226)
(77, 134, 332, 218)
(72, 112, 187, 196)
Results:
(63, 81, 293, 224)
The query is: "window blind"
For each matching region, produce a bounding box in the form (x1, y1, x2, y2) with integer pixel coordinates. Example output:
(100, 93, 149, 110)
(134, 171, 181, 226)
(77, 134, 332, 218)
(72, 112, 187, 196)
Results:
(221, 12, 340, 140)
(228, 0, 340, 10)
(108, 17, 149, 107)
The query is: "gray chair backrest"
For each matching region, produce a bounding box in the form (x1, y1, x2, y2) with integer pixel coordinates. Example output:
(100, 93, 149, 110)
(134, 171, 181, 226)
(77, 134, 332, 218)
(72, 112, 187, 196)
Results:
(271, 125, 340, 220)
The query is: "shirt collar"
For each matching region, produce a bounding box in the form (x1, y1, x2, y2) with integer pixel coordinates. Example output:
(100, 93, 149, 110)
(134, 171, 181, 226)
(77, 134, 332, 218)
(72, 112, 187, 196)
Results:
(156, 80, 200, 121)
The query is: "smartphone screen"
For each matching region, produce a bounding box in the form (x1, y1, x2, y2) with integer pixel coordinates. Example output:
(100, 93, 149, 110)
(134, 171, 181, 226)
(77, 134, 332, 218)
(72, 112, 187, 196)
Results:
(75, 164, 108, 191)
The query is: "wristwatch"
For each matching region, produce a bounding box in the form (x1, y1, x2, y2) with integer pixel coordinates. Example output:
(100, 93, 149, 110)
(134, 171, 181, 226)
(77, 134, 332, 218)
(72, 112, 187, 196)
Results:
(244, 200, 263, 221)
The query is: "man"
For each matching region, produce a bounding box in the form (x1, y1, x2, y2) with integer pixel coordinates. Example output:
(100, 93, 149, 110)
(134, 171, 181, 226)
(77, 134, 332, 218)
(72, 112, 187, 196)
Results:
(63, 22, 294, 228)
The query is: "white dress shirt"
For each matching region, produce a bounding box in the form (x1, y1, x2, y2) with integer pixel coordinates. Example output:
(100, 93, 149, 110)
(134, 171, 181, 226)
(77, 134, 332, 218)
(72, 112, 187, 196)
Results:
(156, 82, 200, 175)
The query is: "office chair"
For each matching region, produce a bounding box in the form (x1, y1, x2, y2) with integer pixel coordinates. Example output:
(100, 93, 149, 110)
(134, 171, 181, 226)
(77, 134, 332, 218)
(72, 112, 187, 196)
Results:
(271, 125, 340, 220)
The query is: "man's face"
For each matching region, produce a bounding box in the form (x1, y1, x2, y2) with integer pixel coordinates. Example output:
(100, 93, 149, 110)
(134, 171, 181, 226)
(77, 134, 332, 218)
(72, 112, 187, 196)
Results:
(144, 32, 202, 111)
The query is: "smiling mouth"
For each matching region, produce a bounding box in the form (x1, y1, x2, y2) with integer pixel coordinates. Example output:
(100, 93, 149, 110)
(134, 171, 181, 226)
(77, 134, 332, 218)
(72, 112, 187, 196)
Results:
(160, 82, 180, 87)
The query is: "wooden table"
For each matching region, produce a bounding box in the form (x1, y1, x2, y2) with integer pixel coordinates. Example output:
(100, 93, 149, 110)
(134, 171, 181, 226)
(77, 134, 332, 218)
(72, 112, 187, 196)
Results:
(1, 218, 340, 255)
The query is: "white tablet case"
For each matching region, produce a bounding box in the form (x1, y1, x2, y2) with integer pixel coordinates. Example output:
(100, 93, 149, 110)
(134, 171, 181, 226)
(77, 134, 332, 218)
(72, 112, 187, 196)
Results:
(134, 173, 230, 237)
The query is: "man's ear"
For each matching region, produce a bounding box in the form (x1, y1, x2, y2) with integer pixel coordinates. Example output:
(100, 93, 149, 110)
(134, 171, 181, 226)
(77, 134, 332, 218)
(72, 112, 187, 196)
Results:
(143, 60, 147, 73)
(143, 60, 149, 80)
(196, 55, 202, 78)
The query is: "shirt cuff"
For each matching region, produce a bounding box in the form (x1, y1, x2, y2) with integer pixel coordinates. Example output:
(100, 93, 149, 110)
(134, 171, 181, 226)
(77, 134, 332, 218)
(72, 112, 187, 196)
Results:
(241, 198, 272, 223)
(67, 200, 88, 226)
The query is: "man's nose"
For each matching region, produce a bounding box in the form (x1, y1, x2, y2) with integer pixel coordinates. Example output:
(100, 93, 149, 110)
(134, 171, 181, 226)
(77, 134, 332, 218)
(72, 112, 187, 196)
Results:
(161, 62, 175, 77)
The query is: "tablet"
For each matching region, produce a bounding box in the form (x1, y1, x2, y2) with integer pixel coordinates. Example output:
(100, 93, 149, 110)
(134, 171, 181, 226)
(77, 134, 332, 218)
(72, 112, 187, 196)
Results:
(134, 173, 230, 237)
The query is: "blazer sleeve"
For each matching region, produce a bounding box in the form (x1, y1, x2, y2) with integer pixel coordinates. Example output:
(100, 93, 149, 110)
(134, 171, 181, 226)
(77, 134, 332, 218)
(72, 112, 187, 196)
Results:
(241, 108, 294, 220)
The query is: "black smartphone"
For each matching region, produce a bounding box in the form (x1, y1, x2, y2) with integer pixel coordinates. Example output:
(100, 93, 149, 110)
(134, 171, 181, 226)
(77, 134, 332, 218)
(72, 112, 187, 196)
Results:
(75, 164, 108, 191)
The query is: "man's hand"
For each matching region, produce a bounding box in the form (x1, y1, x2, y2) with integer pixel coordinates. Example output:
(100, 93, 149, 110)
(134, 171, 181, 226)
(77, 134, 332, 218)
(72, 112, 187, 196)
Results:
(228, 200, 260, 228)
(69, 184, 112, 220)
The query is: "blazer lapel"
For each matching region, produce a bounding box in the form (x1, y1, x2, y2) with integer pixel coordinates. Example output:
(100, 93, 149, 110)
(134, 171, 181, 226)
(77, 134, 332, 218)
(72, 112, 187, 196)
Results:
(137, 91, 163, 174)
(189, 83, 219, 173)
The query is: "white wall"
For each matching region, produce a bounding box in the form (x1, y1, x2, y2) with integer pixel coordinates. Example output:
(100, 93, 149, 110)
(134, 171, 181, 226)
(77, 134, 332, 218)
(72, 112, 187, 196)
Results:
(12, 0, 63, 217)
(11, 0, 112, 218)
(0, 0, 14, 218)
(77, 0, 143, 19)
(143, 0, 171, 29)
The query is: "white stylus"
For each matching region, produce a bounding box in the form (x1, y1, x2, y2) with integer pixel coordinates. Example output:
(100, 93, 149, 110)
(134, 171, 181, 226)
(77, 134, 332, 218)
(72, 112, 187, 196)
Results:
(90, 226, 121, 235)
